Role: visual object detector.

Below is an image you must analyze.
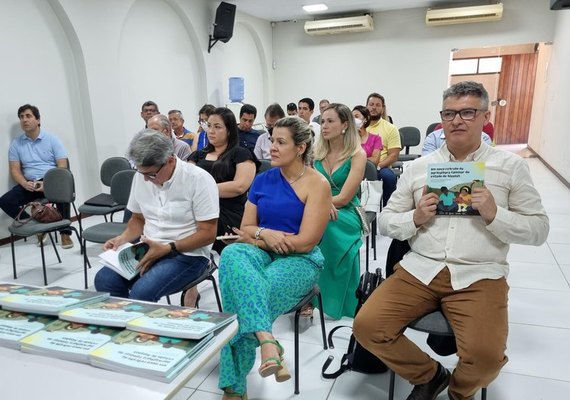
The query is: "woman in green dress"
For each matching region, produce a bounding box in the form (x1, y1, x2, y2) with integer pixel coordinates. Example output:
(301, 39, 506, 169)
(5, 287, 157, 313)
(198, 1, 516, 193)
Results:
(313, 103, 366, 320)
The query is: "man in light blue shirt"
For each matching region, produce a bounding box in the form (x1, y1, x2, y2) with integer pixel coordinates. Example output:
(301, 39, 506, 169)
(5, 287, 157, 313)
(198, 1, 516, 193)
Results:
(0, 104, 73, 248)
(422, 128, 492, 156)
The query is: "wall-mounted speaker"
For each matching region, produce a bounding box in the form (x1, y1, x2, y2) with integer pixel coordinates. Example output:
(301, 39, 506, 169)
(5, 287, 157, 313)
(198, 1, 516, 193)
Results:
(551, 0, 570, 10)
(213, 2, 236, 43)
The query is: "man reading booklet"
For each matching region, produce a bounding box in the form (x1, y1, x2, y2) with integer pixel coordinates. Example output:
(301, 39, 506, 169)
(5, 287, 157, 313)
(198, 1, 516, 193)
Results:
(94, 130, 219, 303)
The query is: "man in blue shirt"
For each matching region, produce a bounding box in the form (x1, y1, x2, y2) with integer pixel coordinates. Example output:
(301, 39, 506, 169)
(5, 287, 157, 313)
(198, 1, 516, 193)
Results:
(0, 104, 73, 249)
(236, 104, 260, 152)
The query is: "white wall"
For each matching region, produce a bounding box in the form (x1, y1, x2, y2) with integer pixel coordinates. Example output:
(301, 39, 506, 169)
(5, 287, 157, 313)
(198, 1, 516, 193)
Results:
(529, 10, 570, 183)
(0, 0, 273, 237)
(272, 0, 556, 148)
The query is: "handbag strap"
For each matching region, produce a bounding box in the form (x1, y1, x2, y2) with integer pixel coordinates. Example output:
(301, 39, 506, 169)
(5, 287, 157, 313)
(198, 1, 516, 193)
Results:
(13, 202, 34, 226)
(322, 325, 356, 379)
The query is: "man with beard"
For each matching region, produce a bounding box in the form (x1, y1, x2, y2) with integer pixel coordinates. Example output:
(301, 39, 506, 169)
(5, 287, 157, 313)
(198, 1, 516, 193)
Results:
(366, 92, 400, 205)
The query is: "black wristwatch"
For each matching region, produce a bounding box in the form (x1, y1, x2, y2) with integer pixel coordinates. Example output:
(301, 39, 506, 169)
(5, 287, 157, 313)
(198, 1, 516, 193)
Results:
(169, 242, 178, 255)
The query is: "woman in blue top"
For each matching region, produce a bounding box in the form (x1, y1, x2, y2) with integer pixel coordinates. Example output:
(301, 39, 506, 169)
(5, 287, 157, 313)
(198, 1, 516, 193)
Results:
(217, 117, 331, 400)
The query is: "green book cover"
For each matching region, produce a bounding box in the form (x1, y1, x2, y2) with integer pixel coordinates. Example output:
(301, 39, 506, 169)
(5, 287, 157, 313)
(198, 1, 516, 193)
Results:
(0, 310, 56, 349)
(0, 286, 110, 316)
(20, 319, 121, 363)
(426, 161, 485, 216)
(59, 297, 165, 327)
(126, 306, 236, 340)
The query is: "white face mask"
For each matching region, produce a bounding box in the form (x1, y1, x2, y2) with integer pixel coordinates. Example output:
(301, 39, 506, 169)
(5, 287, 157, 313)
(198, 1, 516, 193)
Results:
(354, 118, 364, 129)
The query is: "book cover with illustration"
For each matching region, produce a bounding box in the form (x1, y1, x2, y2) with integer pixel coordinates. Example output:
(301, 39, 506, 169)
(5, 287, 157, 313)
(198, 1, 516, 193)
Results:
(59, 297, 165, 327)
(126, 306, 236, 340)
(0, 282, 40, 299)
(0, 286, 109, 315)
(0, 310, 56, 349)
(426, 161, 485, 216)
(90, 329, 214, 382)
(20, 319, 122, 363)
(99, 242, 149, 280)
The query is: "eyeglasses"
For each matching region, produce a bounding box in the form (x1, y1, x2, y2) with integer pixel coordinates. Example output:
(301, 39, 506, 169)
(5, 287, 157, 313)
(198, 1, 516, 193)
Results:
(439, 108, 486, 121)
(135, 163, 165, 179)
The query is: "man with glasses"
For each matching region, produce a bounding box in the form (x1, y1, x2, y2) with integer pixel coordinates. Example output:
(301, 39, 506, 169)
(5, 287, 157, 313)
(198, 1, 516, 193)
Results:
(94, 130, 219, 302)
(254, 103, 285, 160)
(140, 100, 159, 129)
(354, 81, 549, 400)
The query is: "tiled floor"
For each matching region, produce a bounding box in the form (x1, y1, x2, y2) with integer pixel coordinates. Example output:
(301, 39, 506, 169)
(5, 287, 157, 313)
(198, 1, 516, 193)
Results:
(1, 153, 569, 399)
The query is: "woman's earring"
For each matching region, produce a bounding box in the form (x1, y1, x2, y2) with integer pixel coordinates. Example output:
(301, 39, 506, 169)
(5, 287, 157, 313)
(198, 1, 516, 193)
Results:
(342, 129, 346, 134)
(297, 153, 302, 158)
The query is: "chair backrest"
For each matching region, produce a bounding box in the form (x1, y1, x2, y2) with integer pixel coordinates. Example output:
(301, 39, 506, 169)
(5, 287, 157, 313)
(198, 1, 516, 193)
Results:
(110, 169, 136, 206)
(43, 167, 76, 203)
(426, 122, 440, 136)
(399, 127, 421, 155)
(257, 159, 273, 174)
(101, 157, 132, 187)
(364, 160, 378, 181)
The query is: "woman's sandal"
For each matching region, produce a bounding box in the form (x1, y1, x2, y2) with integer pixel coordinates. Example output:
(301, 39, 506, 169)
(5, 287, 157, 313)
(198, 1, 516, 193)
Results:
(258, 339, 291, 382)
(299, 303, 314, 322)
(223, 388, 247, 400)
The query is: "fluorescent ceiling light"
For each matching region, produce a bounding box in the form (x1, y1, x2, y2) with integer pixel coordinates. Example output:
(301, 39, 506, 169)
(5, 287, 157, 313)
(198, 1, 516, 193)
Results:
(303, 4, 328, 13)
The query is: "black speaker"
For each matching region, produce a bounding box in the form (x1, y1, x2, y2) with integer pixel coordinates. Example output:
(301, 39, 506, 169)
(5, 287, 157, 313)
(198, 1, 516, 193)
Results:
(551, 0, 570, 10)
(213, 2, 236, 43)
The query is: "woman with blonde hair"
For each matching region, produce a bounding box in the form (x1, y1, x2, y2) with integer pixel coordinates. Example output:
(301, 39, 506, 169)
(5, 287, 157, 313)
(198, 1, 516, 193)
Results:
(312, 103, 366, 319)
(217, 116, 331, 399)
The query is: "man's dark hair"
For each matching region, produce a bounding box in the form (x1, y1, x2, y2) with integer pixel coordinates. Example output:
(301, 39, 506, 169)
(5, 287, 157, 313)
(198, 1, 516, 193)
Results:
(199, 104, 216, 117)
(141, 101, 159, 112)
(239, 104, 257, 118)
(265, 103, 285, 119)
(366, 93, 385, 107)
(18, 104, 40, 120)
(298, 97, 315, 111)
(287, 103, 297, 112)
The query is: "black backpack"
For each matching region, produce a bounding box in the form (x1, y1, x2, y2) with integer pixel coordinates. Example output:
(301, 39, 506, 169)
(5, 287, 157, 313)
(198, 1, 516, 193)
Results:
(321, 268, 388, 378)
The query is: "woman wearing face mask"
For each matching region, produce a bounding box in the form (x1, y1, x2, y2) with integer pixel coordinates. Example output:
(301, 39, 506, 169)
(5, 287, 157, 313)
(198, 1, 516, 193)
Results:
(254, 103, 285, 160)
(353, 105, 382, 166)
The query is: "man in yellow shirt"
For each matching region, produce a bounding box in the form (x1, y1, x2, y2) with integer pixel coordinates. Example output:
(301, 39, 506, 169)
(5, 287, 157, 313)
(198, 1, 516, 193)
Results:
(366, 92, 401, 205)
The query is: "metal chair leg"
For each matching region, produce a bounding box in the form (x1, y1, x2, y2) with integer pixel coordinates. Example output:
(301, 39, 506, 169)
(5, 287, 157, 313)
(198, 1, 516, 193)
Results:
(39, 237, 48, 286)
(208, 276, 223, 312)
(10, 234, 17, 279)
(389, 370, 395, 400)
(316, 291, 327, 350)
(481, 387, 487, 400)
(294, 309, 300, 395)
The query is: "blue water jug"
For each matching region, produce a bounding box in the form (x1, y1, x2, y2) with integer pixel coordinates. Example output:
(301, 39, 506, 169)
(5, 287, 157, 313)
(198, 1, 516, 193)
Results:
(229, 77, 244, 103)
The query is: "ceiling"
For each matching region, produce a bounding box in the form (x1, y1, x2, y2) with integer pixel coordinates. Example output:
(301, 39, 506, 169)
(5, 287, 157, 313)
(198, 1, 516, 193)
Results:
(222, 0, 483, 22)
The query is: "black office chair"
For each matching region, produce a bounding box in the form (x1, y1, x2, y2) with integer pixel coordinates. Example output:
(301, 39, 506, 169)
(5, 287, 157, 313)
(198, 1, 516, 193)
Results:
(426, 122, 440, 136)
(284, 285, 327, 394)
(362, 160, 380, 271)
(257, 159, 273, 174)
(81, 169, 135, 289)
(398, 127, 421, 161)
(78, 157, 132, 233)
(9, 168, 81, 285)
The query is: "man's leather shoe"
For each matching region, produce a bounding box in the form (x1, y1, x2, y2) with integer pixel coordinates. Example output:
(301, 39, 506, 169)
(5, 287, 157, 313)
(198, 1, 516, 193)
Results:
(405, 362, 450, 400)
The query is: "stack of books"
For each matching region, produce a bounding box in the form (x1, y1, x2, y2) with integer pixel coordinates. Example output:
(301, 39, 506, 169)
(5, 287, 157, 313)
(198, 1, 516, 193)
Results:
(0, 282, 236, 382)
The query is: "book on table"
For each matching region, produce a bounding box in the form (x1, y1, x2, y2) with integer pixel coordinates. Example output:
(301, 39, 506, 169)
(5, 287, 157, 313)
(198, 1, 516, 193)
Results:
(20, 319, 122, 363)
(126, 306, 236, 340)
(0, 282, 40, 299)
(90, 329, 215, 382)
(426, 161, 485, 216)
(0, 286, 110, 316)
(59, 297, 166, 327)
(0, 310, 56, 349)
(98, 242, 149, 280)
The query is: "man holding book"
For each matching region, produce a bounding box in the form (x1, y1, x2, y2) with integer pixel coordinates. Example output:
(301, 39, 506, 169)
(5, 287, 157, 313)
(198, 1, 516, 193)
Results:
(94, 130, 219, 302)
(353, 81, 549, 400)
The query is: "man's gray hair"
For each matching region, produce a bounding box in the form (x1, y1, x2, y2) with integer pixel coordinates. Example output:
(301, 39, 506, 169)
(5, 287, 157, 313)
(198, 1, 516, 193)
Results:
(128, 129, 174, 167)
(150, 114, 171, 130)
(443, 81, 489, 110)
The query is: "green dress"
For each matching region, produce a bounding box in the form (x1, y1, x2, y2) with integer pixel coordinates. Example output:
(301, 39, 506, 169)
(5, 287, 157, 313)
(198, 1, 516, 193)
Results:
(315, 158, 362, 319)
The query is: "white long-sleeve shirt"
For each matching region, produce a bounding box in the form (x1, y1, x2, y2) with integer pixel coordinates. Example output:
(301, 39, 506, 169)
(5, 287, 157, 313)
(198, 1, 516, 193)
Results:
(379, 142, 549, 290)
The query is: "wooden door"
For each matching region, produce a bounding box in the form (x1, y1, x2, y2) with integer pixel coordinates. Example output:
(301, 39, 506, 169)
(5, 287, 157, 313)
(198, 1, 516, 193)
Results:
(494, 53, 538, 144)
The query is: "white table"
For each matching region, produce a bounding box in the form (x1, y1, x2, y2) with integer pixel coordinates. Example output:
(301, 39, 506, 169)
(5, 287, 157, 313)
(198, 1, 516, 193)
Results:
(0, 320, 238, 400)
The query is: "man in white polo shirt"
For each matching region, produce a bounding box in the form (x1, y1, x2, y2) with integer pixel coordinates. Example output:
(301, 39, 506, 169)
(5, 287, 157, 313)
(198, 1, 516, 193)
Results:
(94, 130, 219, 301)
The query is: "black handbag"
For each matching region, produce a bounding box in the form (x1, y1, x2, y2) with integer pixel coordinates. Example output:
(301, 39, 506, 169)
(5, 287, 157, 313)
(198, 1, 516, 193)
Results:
(321, 268, 388, 378)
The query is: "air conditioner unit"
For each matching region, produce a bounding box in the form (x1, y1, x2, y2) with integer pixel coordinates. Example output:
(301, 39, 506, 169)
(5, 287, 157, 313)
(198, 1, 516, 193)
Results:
(304, 15, 373, 35)
(426, 3, 503, 26)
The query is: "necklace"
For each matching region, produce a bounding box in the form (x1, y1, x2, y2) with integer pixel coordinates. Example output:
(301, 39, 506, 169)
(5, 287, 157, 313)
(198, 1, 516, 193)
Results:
(283, 165, 306, 185)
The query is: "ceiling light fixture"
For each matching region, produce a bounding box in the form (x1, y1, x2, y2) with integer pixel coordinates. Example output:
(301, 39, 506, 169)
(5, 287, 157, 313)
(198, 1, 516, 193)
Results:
(303, 4, 328, 13)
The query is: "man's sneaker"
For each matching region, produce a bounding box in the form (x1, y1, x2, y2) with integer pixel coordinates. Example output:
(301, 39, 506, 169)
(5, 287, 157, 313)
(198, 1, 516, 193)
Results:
(406, 362, 450, 400)
(61, 234, 74, 249)
(36, 233, 47, 247)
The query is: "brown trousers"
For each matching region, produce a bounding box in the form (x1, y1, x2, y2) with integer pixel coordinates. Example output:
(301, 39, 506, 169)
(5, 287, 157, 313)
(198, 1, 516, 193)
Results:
(353, 264, 509, 400)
